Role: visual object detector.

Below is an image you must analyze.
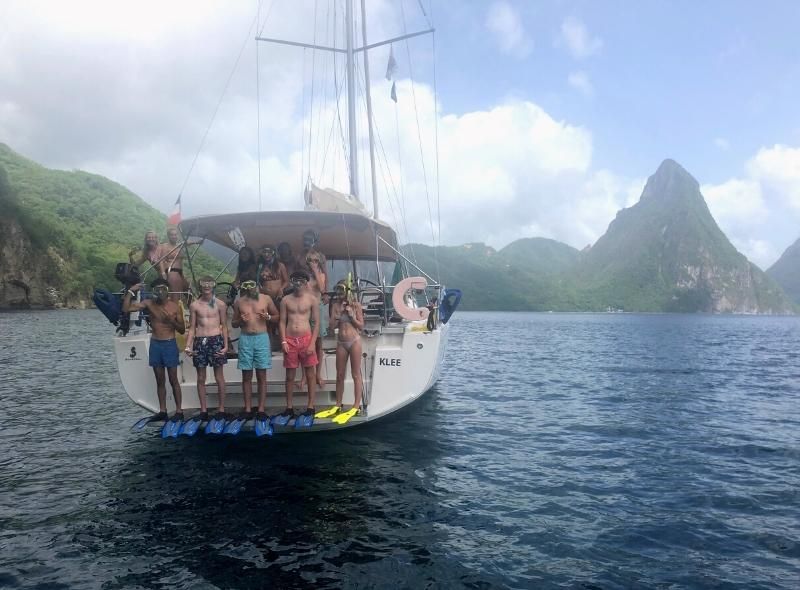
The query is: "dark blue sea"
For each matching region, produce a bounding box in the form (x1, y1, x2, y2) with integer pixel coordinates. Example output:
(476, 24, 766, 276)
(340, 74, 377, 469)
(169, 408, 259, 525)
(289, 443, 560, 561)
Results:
(1, 311, 799, 589)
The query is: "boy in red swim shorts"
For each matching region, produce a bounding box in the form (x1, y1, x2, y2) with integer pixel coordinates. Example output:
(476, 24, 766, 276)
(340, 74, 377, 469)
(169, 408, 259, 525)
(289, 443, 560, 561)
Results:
(277, 270, 320, 423)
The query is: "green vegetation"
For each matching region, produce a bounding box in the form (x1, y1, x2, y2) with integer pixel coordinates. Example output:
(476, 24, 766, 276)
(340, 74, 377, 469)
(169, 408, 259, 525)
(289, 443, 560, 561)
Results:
(767, 238, 800, 305)
(0, 143, 226, 304)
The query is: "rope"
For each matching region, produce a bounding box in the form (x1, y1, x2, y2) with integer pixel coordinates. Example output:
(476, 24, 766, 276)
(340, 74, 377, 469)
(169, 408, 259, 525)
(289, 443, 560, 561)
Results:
(307, 0, 319, 185)
(256, 0, 263, 211)
(178, 2, 273, 203)
(431, 18, 442, 281)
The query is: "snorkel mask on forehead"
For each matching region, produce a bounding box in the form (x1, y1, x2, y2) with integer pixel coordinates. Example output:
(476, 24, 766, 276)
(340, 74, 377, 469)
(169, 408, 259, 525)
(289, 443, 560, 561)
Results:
(240, 280, 258, 299)
(153, 284, 169, 301)
(199, 279, 216, 290)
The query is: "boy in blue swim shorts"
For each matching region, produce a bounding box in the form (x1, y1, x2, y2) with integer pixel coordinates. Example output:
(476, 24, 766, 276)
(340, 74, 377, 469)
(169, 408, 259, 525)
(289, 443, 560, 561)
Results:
(232, 280, 279, 421)
(123, 277, 186, 423)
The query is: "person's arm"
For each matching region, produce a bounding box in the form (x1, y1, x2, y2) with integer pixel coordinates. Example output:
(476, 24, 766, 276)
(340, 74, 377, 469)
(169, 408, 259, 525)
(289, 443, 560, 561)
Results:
(218, 300, 229, 356)
(279, 298, 288, 353)
(351, 302, 365, 331)
(185, 304, 197, 354)
(266, 297, 279, 325)
(174, 302, 186, 335)
(279, 264, 289, 292)
(122, 284, 147, 312)
(309, 301, 319, 351)
(231, 300, 242, 328)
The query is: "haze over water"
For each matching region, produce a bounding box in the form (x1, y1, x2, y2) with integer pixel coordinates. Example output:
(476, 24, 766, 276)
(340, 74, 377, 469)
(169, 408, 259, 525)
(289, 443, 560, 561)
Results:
(1, 310, 799, 589)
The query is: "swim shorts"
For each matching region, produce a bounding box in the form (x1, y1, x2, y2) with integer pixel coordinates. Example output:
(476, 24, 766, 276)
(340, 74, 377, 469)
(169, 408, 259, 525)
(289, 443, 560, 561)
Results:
(192, 334, 227, 368)
(283, 332, 318, 369)
(149, 338, 179, 368)
(238, 332, 271, 371)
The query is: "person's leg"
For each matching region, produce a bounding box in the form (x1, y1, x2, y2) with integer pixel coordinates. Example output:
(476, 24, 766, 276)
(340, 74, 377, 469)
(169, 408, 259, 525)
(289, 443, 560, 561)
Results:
(167, 367, 182, 412)
(153, 367, 167, 412)
(196, 366, 208, 413)
(315, 336, 325, 387)
(348, 340, 363, 409)
(256, 368, 267, 413)
(335, 345, 348, 407)
(241, 369, 253, 413)
(167, 271, 183, 301)
(305, 364, 317, 410)
(213, 365, 226, 412)
(284, 368, 296, 410)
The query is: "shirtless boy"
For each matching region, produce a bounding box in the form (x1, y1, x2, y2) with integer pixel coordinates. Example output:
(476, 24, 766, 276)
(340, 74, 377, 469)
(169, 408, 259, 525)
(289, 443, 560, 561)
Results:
(185, 276, 229, 422)
(277, 270, 319, 424)
(232, 279, 278, 421)
(297, 229, 328, 388)
(123, 278, 185, 424)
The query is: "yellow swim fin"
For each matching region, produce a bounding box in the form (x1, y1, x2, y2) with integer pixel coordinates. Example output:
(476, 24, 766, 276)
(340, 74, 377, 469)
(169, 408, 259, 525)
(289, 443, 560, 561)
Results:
(332, 408, 358, 424)
(314, 406, 340, 419)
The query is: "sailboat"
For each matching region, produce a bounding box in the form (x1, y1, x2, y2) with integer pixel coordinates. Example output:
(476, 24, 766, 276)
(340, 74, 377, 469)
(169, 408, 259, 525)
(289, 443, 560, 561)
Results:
(109, 0, 461, 433)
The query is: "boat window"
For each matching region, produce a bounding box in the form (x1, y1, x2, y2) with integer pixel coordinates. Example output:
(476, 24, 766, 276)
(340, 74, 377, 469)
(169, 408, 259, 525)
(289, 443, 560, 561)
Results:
(326, 259, 398, 289)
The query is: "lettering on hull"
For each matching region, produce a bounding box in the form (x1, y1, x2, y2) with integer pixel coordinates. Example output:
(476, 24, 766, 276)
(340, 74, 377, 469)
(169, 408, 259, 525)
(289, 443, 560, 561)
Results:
(379, 358, 402, 367)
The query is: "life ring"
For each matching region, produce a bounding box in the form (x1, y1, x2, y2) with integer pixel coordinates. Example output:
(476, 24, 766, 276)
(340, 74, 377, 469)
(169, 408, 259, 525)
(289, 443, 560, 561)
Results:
(392, 276, 430, 321)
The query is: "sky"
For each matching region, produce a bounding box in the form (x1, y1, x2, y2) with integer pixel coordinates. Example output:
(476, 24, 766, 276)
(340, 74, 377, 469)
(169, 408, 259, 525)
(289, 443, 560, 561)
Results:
(1, 0, 799, 269)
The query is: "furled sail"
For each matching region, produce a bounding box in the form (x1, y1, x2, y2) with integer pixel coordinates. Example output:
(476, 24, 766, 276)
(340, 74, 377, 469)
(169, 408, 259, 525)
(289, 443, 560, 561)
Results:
(304, 183, 368, 216)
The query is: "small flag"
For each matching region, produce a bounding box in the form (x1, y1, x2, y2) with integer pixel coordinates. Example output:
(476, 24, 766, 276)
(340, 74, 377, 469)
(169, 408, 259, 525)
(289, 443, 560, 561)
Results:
(385, 45, 397, 80)
(390, 81, 397, 103)
(167, 195, 181, 226)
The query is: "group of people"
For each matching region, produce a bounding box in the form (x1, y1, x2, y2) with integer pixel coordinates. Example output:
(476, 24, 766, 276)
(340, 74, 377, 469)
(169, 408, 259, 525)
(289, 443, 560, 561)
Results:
(122, 227, 365, 430)
(128, 227, 190, 301)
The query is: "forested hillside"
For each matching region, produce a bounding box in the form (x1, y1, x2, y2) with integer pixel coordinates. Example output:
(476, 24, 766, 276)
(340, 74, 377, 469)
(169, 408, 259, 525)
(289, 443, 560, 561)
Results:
(0, 143, 223, 307)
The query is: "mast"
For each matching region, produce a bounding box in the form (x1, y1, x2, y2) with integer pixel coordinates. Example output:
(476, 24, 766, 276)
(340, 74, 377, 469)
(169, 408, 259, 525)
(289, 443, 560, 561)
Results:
(360, 0, 379, 220)
(345, 0, 358, 199)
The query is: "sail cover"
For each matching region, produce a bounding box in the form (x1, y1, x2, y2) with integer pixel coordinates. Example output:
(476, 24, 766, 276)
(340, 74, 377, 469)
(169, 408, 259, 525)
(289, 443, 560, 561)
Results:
(304, 183, 368, 216)
(180, 210, 398, 260)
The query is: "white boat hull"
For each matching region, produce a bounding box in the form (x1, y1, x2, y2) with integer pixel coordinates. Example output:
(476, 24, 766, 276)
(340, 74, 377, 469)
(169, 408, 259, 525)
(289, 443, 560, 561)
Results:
(114, 319, 449, 431)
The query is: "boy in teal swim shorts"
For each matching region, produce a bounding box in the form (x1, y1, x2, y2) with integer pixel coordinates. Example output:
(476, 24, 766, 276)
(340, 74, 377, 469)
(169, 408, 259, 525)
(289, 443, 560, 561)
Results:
(232, 280, 279, 420)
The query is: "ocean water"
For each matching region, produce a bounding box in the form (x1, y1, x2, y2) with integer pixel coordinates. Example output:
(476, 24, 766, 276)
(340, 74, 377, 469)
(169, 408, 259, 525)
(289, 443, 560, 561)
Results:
(1, 310, 799, 589)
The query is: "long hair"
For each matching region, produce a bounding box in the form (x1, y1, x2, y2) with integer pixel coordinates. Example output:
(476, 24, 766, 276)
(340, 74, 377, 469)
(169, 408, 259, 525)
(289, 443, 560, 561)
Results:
(143, 230, 160, 264)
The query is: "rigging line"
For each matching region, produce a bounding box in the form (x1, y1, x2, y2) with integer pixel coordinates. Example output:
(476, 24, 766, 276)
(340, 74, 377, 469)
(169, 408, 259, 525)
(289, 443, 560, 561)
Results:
(416, 0, 432, 28)
(177, 4, 265, 201)
(431, 33, 442, 268)
(307, 0, 318, 184)
(395, 88, 408, 231)
(300, 47, 307, 194)
(256, 0, 262, 211)
(319, 59, 346, 182)
(400, 0, 438, 277)
(257, 0, 276, 36)
(313, 0, 332, 176)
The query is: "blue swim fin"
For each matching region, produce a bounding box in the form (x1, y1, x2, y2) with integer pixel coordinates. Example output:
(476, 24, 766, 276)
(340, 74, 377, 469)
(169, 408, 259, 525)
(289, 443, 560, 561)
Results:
(161, 413, 183, 438)
(205, 413, 227, 435)
(254, 412, 273, 437)
(179, 412, 207, 437)
(224, 412, 252, 435)
(131, 411, 167, 431)
(271, 408, 296, 427)
(294, 409, 315, 429)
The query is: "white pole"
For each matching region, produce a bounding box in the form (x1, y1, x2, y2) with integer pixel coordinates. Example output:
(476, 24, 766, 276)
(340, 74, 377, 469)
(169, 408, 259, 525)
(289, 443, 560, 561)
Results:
(360, 0, 379, 219)
(345, 0, 359, 199)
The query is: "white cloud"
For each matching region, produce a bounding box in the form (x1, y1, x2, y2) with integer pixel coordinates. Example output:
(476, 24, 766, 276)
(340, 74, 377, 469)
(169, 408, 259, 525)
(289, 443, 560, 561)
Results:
(714, 137, 730, 151)
(485, 1, 533, 58)
(747, 144, 800, 210)
(559, 16, 603, 59)
(567, 71, 593, 96)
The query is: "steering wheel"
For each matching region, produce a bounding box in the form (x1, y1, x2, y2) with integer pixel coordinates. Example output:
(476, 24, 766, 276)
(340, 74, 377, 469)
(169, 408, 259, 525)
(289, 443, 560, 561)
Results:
(358, 277, 379, 288)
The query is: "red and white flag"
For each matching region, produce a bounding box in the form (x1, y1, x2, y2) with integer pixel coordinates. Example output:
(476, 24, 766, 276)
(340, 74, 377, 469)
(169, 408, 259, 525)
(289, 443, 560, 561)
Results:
(167, 195, 181, 226)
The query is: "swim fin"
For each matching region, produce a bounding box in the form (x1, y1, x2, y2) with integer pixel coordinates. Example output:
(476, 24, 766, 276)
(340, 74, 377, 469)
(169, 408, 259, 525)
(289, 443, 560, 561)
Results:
(205, 413, 227, 435)
(161, 413, 184, 438)
(131, 411, 167, 431)
(332, 408, 358, 425)
(294, 409, 315, 429)
(254, 412, 273, 437)
(179, 412, 207, 437)
(271, 408, 296, 427)
(314, 406, 340, 419)
(224, 412, 252, 435)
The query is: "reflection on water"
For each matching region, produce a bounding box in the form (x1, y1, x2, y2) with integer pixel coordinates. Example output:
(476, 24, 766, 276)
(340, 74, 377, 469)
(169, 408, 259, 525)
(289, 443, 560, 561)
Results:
(1, 311, 799, 589)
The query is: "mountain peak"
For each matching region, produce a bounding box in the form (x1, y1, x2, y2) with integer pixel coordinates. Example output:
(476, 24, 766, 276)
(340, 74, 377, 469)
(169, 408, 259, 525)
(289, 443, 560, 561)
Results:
(641, 158, 700, 204)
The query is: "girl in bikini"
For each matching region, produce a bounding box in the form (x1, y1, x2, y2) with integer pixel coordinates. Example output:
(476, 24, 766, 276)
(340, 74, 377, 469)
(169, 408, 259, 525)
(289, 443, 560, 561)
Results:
(317, 279, 364, 423)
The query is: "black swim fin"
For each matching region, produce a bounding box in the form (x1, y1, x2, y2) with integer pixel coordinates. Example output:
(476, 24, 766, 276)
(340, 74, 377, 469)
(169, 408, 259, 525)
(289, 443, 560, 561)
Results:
(131, 411, 167, 432)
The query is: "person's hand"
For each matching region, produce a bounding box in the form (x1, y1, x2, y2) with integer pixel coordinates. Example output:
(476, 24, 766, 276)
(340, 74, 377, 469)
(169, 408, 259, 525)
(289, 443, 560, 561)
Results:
(322, 293, 330, 305)
(130, 283, 142, 293)
(306, 344, 315, 355)
(257, 311, 269, 321)
(241, 311, 252, 322)
(215, 346, 227, 357)
(184, 347, 193, 356)
(281, 341, 289, 354)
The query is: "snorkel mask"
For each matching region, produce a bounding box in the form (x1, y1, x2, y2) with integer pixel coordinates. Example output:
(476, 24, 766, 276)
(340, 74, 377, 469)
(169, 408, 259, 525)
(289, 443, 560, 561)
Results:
(152, 284, 169, 302)
(199, 279, 217, 307)
(290, 276, 308, 293)
(260, 245, 276, 265)
(240, 280, 258, 299)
